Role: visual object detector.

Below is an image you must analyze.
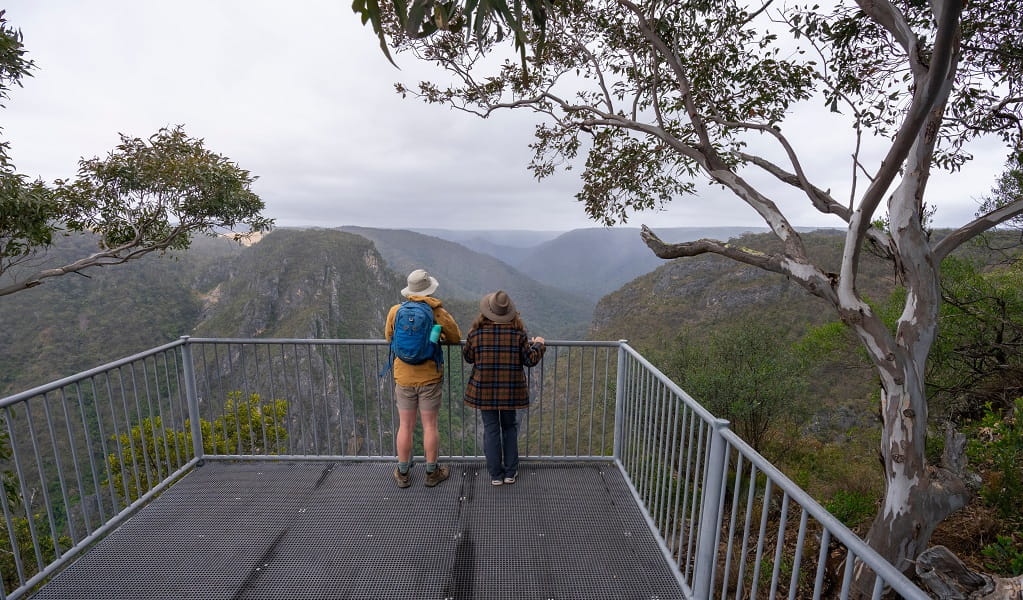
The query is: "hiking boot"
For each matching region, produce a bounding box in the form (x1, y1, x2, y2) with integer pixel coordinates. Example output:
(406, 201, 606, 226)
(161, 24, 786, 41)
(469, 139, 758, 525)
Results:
(424, 465, 449, 487)
(394, 467, 411, 488)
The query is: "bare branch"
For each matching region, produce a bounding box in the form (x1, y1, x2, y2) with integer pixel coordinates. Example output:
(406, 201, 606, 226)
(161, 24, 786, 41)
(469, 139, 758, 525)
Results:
(932, 199, 1023, 262)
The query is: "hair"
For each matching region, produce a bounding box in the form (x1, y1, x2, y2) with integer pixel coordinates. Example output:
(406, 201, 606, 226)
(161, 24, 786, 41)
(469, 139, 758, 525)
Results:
(469, 313, 525, 335)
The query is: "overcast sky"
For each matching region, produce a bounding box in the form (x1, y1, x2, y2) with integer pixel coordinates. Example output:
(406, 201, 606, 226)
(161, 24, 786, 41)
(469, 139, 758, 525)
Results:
(2, 1, 1012, 233)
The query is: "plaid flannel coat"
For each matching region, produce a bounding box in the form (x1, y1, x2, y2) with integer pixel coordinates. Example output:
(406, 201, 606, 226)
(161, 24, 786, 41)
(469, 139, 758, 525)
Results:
(462, 322, 545, 410)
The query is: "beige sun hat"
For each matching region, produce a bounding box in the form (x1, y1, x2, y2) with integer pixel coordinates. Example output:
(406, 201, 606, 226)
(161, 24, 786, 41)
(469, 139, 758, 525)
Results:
(401, 269, 439, 297)
(480, 290, 517, 323)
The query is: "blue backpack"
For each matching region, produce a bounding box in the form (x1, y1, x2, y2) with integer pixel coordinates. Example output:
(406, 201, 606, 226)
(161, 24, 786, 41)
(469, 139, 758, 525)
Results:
(383, 301, 443, 375)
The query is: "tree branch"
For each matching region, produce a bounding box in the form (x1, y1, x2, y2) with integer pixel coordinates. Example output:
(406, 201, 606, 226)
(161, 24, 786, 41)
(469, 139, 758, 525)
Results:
(932, 199, 1023, 262)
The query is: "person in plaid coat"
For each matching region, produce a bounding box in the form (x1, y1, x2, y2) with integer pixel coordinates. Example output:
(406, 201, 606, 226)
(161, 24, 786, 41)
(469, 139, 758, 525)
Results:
(462, 290, 545, 486)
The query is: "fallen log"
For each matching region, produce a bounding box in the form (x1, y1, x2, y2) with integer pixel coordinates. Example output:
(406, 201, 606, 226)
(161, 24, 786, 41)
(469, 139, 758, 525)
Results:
(916, 545, 1023, 599)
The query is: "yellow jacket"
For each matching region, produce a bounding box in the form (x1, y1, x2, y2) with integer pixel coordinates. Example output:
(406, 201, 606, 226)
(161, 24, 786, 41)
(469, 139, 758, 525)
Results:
(385, 295, 462, 386)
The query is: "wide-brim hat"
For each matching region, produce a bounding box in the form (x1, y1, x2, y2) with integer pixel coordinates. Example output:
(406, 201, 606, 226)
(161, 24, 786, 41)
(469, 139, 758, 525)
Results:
(401, 269, 439, 297)
(480, 290, 517, 323)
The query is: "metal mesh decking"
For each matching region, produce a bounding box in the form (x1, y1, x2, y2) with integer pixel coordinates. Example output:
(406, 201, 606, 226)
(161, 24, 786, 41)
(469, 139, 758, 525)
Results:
(31, 461, 684, 599)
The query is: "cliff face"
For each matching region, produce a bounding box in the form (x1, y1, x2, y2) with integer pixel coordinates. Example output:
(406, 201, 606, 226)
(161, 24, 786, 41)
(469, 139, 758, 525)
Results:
(194, 229, 401, 339)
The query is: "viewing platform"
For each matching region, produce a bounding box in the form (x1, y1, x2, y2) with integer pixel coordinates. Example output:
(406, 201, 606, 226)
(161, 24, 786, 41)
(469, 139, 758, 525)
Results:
(0, 339, 929, 599)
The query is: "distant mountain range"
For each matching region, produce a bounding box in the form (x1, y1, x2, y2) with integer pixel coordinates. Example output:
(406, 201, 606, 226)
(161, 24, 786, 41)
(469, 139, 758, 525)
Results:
(2, 224, 831, 398)
(417, 226, 767, 297)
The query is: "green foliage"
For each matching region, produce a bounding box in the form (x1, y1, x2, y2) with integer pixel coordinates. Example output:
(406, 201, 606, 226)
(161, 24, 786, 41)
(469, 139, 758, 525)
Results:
(824, 489, 877, 529)
(0, 512, 72, 592)
(928, 255, 1023, 416)
(665, 317, 807, 452)
(965, 399, 1023, 520)
(54, 125, 272, 253)
(106, 393, 288, 503)
(978, 155, 1023, 229)
(200, 392, 289, 456)
(981, 534, 1023, 576)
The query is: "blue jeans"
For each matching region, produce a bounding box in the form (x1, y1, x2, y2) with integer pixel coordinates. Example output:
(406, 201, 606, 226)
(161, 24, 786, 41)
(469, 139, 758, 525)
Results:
(480, 409, 519, 480)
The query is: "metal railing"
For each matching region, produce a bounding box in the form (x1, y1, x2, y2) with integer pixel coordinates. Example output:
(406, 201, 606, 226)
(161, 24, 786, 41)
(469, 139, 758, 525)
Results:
(0, 337, 929, 599)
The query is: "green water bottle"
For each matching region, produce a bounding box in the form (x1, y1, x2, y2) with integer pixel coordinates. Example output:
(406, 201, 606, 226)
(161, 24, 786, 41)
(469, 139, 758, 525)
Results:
(429, 324, 442, 343)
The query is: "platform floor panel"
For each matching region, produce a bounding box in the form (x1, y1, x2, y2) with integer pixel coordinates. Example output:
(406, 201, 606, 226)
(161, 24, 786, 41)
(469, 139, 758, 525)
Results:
(31, 460, 685, 600)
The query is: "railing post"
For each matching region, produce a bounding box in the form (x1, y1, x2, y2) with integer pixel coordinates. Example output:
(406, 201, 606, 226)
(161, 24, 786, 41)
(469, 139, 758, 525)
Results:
(179, 336, 205, 464)
(692, 417, 729, 598)
(613, 340, 628, 461)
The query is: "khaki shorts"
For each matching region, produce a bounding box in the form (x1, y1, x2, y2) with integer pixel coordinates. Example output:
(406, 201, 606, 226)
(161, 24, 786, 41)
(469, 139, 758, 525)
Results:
(394, 381, 443, 413)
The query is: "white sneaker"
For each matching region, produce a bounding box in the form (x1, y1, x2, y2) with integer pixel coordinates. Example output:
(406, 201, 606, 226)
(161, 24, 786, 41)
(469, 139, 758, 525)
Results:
(491, 479, 503, 486)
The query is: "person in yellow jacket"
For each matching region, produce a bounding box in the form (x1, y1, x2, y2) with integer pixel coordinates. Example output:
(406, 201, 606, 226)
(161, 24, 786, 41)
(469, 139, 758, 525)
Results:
(385, 269, 462, 488)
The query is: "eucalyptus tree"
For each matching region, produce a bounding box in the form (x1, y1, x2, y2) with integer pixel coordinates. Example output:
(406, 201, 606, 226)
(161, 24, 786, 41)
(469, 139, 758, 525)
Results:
(0, 125, 272, 297)
(362, 0, 1023, 585)
(0, 13, 271, 297)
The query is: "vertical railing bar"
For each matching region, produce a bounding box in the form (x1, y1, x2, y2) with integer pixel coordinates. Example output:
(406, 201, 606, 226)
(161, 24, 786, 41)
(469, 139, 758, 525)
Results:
(612, 344, 625, 460)
(640, 372, 659, 513)
(601, 347, 610, 457)
(60, 386, 91, 539)
(721, 453, 744, 600)
(537, 351, 545, 457)
(180, 339, 204, 464)
(673, 404, 695, 561)
(199, 343, 215, 446)
(656, 382, 676, 533)
(788, 509, 810, 600)
(5, 406, 45, 572)
(19, 404, 53, 568)
(749, 478, 774, 600)
(649, 381, 667, 531)
(629, 358, 645, 485)
(142, 358, 168, 484)
(87, 377, 116, 521)
(684, 417, 707, 579)
(812, 529, 832, 600)
(768, 491, 791, 600)
(119, 364, 145, 495)
(635, 366, 651, 501)
(232, 344, 245, 454)
(587, 347, 596, 456)
(289, 343, 306, 455)
(253, 344, 269, 454)
(129, 361, 156, 489)
(2, 406, 32, 583)
(103, 372, 129, 511)
(386, 346, 397, 457)
(240, 343, 254, 455)
(463, 350, 471, 457)
(263, 344, 280, 454)
(1, 456, 26, 587)
(314, 344, 329, 455)
(658, 387, 681, 536)
(735, 462, 758, 600)
(274, 343, 290, 455)
(302, 344, 319, 454)
(562, 347, 570, 456)
(839, 548, 856, 599)
(161, 352, 184, 470)
(373, 345, 385, 458)
(46, 388, 77, 544)
(359, 345, 370, 457)
(341, 347, 353, 455)
(550, 345, 558, 455)
(212, 343, 230, 454)
(330, 345, 344, 456)
(573, 347, 582, 456)
(620, 355, 635, 475)
(709, 442, 732, 594)
(870, 571, 885, 600)
(138, 359, 163, 486)
(668, 401, 691, 557)
(693, 419, 728, 599)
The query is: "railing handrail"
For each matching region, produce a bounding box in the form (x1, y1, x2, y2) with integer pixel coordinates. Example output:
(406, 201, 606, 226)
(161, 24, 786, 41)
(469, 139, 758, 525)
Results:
(0, 339, 187, 408)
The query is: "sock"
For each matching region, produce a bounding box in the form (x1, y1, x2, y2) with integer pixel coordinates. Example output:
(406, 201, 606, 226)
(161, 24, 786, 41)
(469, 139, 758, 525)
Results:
(398, 462, 410, 475)
(426, 462, 437, 473)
